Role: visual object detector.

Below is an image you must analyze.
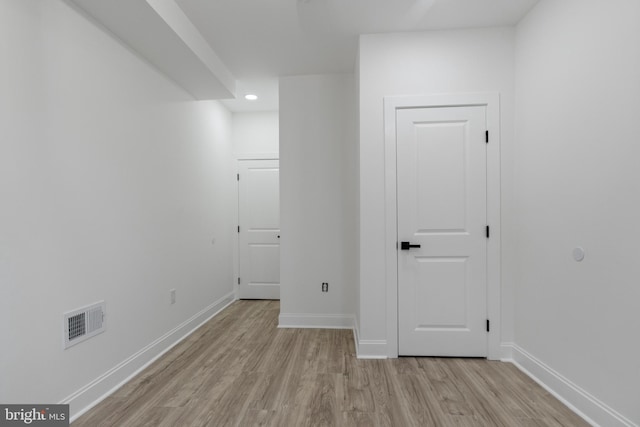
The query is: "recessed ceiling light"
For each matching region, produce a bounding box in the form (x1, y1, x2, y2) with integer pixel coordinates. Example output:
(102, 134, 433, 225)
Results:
(245, 94, 258, 101)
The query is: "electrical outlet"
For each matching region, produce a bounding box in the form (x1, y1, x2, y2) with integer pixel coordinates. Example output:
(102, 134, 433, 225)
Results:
(321, 282, 328, 292)
(170, 289, 176, 305)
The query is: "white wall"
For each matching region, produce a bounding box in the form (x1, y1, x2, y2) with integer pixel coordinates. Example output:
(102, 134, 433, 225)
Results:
(514, 0, 640, 424)
(279, 74, 358, 326)
(0, 0, 235, 417)
(232, 111, 279, 157)
(358, 28, 516, 349)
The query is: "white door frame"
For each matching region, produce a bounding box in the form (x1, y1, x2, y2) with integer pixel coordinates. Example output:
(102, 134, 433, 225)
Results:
(383, 93, 502, 360)
(233, 154, 279, 300)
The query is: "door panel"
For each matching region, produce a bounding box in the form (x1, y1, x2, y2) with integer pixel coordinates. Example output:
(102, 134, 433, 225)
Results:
(416, 122, 467, 231)
(248, 244, 280, 285)
(414, 256, 468, 327)
(238, 159, 280, 300)
(397, 106, 487, 357)
(247, 170, 279, 229)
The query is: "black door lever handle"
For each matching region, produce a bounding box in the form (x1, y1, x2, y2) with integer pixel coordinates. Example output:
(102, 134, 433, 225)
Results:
(400, 241, 421, 250)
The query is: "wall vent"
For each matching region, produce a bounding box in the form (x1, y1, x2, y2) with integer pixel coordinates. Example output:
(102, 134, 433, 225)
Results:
(63, 301, 106, 349)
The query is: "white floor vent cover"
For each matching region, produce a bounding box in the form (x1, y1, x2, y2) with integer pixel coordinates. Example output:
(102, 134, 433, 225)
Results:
(64, 301, 106, 349)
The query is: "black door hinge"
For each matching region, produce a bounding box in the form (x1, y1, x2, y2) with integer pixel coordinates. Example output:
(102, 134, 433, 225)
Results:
(486, 319, 490, 332)
(237, 173, 239, 181)
(238, 277, 240, 285)
(485, 130, 489, 143)
(238, 226, 240, 233)
(486, 225, 490, 238)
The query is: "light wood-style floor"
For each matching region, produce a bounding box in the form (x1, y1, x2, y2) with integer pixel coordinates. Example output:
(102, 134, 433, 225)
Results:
(73, 300, 588, 426)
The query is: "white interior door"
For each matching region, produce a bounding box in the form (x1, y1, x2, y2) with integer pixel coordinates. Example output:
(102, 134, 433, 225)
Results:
(238, 159, 280, 299)
(397, 106, 488, 357)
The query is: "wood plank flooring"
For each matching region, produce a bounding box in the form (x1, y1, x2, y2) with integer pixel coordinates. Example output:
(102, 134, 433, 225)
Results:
(73, 300, 588, 426)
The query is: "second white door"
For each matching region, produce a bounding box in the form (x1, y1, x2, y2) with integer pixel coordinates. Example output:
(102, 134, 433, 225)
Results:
(238, 159, 280, 299)
(397, 105, 488, 357)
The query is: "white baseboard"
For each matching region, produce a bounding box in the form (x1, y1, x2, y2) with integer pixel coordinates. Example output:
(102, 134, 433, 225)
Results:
(63, 292, 236, 422)
(278, 313, 354, 329)
(352, 316, 361, 356)
(503, 343, 636, 427)
(500, 341, 514, 361)
(352, 316, 387, 359)
(356, 339, 388, 359)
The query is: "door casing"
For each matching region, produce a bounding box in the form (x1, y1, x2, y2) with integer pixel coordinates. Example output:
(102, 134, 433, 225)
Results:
(237, 159, 280, 299)
(383, 93, 502, 359)
(234, 154, 279, 300)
